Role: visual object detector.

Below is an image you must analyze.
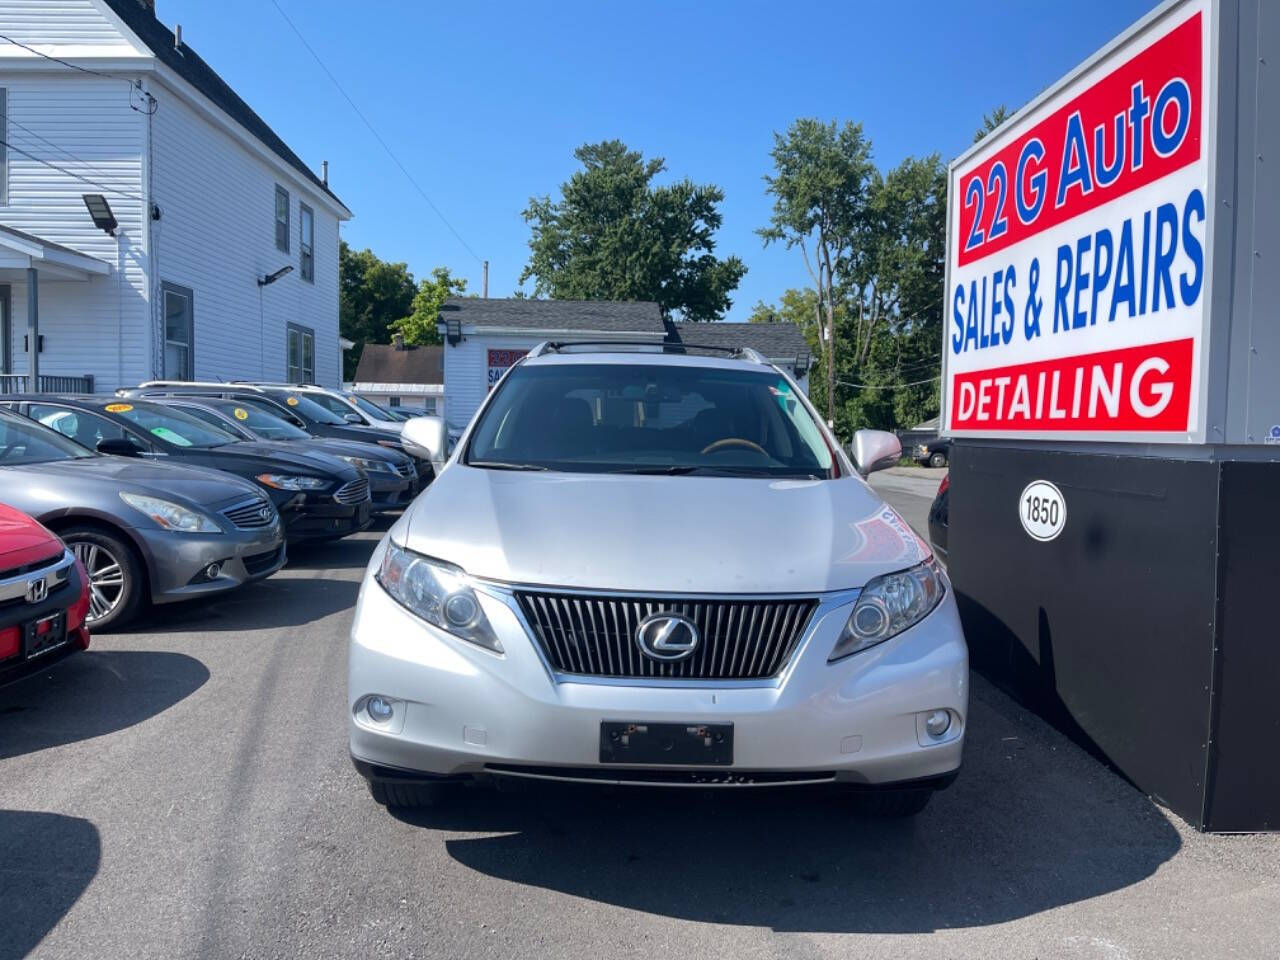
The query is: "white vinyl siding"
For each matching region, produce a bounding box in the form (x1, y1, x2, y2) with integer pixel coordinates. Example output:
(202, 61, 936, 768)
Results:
(0, 0, 146, 51)
(0, 74, 149, 391)
(151, 86, 342, 386)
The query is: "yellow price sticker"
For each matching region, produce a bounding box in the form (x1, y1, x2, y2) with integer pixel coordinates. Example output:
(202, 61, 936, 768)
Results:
(233, 407, 249, 420)
(104, 403, 132, 413)
(286, 396, 299, 406)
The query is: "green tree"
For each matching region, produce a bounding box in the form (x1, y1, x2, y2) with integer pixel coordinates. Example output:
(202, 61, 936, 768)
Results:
(759, 119, 877, 426)
(392, 267, 468, 346)
(520, 140, 746, 321)
(974, 105, 1012, 142)
(339, 241, 417, 379)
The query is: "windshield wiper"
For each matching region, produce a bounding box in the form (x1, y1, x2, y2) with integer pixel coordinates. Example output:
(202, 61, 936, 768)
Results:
(467, 460, 549, 471)
(616, 465, 826, 480)
(615, 465, 701, 475)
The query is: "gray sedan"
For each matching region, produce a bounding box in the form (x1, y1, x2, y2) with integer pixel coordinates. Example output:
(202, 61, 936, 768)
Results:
(0, 407, 285, 629)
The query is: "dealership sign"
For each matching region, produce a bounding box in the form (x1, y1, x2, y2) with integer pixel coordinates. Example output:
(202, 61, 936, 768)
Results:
(943, 0, 1212, 441)
(487, 348, 528, 390)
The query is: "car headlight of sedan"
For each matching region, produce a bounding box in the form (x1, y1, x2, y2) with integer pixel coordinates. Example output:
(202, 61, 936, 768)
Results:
(119, 492, 220, 533)
(829, 558, 945, 661)
(336, 455, 393, 475)
(255, 473, 329, 491)
(376, 541, 503, 653)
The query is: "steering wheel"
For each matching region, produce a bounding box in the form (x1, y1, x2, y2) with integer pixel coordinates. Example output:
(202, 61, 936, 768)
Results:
(700, 437, 768, 456)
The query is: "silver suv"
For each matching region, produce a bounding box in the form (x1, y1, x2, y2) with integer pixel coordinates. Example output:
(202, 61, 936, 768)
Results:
(348, 343, 967, 816)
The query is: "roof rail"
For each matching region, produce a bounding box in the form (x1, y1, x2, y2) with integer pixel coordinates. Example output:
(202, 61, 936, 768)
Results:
(131, 380, 269, 393)
(527, 340, 770, 364)
(229, 380, 320, 389)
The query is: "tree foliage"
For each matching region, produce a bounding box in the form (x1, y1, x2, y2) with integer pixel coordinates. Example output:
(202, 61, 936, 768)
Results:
(392, 267, 468, 347)
(759, 120, 947, 437)
(521, 140, 747, 321)
(974, 105, 1012, 142)
(339, 241, 416, 379)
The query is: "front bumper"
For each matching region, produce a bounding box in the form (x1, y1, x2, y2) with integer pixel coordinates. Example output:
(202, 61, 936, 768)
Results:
(281, 498, 372, 541)
(138, 520, 286, 605)
(0, 558, 91, 687)
(371, 474, 416, 512)
(348, 571, 968, 788)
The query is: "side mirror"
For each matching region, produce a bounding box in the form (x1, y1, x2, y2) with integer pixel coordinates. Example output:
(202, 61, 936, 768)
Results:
(97, 437, 143, 457)
(343, 412, 364, 424)
(851, 429, 901, 477)
(401, 415, 447, 463)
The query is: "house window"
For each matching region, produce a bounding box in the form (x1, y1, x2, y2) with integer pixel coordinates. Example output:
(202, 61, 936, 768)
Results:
(388, 397, 400, 407)
(287, 323, 314, 384)
(274, 185, 290, 251)
(162, 282, 194, 379)
(299, 203, 314, 282)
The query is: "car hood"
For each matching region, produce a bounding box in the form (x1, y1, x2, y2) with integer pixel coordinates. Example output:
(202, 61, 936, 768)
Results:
(0, 503, 61, 568)
(292, 438, 409, 466)
(216, 440, 356, 477)
(400, 466, 930, 594)
(0, 456, 263, 511)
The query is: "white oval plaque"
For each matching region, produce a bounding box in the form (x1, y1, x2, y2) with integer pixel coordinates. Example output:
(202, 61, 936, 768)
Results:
(1019, 480, 1066, 542)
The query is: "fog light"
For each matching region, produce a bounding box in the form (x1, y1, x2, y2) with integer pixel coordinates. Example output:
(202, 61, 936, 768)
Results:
(366, 696, 394, 722)
(925, 709, 951, 738)
(205, 562, 221, 580)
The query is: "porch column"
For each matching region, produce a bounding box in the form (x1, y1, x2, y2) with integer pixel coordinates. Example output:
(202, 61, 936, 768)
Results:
(25, 266, 38, 389)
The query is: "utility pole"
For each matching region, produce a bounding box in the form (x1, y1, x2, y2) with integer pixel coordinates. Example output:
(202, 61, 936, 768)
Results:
(482, 260, 489, 298)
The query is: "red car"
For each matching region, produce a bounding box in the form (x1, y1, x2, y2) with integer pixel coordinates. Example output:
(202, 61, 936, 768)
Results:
(0, 503, 91, 685)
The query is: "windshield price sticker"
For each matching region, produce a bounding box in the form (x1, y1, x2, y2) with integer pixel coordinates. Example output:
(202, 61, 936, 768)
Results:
(104, 403, 132, 413)
(234, 407, 249, 420)
(1020, 480, 1067, 541)
(944, 3, 1211, 441)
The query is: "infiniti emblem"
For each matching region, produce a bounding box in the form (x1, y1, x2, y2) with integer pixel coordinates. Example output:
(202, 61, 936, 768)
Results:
(26, 577, 47, 604)
(258, 505, 273, 521)
(635, 613, 699, 661)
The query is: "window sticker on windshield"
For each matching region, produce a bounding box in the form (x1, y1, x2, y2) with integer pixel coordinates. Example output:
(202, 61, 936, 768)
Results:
(150, 426, 192, 446)
(105, 403, 132, 413)
(233, 407, 249, 420)
(771, 380, 796, 412)
(286, 396, 299, 406)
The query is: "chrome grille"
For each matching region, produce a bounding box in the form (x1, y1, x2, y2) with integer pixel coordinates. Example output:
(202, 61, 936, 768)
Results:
(335, 478, 371, 505)
(393, 462, 415, 479)
(515, 592, 817, 680)
(222, 497, 275, 529)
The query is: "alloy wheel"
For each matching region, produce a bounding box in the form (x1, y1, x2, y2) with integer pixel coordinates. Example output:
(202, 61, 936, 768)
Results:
(71, 540, 126, 624)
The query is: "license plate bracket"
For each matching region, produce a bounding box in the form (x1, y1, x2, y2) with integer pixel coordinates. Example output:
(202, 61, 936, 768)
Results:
(22, 611, 68, 661)
(599, 721, 733, 766)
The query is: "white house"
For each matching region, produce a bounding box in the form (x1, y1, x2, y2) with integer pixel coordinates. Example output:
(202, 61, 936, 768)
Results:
(351, 335, 444, 414)
(0, 0, 352, 394)
(434, 297, 813, 436)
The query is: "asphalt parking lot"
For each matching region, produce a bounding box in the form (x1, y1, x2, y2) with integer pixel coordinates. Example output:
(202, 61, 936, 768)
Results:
(2, 476, 1277, 960)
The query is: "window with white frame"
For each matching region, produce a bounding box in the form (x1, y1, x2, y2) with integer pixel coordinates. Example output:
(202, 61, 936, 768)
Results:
(287, 323, 314, 383)
(274, 185, 290, 251)
(299, 203, 314, 282)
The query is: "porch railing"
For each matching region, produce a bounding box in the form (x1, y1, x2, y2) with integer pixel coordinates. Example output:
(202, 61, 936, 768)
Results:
(0, 373, 96, 395)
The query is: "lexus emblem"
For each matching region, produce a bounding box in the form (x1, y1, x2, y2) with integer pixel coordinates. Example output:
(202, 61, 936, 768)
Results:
(635, 613, 699, 661)
(26, 577, 47, 604)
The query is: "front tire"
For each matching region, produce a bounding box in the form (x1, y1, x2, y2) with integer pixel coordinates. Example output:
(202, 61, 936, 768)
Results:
(368, 779, 448, 809)
(62, 527, 144, 631)
(929, 452, 948, 469)
(845, 788, 933, 818)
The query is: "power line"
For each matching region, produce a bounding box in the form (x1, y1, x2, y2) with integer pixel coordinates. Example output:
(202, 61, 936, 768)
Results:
(0, 137, 146, 204)
(6, 114, 97, 172)
(836, 375, 940, 390)
(266, 0, 483, 266)
(0, 34, 156, 113)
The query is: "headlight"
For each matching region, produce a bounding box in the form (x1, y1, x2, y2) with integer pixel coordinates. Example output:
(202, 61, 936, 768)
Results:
(337, 455, 393, 475)
(376, 541, 502, 653)
(255, 473, 328, 490)
(119, 492, 220, 533)
(829, 558, 945, 660)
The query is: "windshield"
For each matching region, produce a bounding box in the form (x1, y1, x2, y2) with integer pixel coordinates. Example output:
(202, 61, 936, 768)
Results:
(0, 412, 95, 465)
(466, 362, 836, 479)
(110, 402, 238, 449)
(274, 392, 346, 425)
(347, 394, 396, 422)
(208, 401, 310, 440)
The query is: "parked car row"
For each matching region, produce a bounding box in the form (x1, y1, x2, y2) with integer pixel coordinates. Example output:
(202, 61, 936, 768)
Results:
(0, 381, 439, 635)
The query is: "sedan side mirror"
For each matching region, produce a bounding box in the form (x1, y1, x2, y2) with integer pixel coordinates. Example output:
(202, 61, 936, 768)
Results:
(401, 415, 447, 462)
(343, 412, 364, 424)
(851, 429, 901, 477)
(97, 437, 143, 457)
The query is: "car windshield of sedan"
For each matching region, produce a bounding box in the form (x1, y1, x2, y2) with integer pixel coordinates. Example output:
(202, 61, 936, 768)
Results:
(110, 403, 239, 449)
(466, 362, 836, 479)
(0, 413, 95, 464)
(347, 394, 397, 422)
(206, 401, 310, 441)
(275, 392, 347, 425)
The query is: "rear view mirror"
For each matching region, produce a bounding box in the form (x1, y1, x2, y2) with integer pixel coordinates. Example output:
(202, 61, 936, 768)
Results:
(343, 412, 364, 424)
(851, 429, 901, 477)
(97, 437, 143, 457)
(401, 415, 447, 463)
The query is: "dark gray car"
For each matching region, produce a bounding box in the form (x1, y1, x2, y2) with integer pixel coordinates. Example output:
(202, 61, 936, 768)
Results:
(0, 406, 285, 629)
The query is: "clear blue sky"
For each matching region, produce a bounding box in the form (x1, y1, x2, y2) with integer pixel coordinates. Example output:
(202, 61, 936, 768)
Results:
(161, 0, 1156, 321)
